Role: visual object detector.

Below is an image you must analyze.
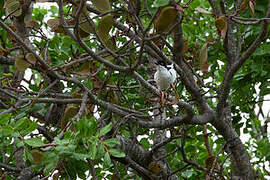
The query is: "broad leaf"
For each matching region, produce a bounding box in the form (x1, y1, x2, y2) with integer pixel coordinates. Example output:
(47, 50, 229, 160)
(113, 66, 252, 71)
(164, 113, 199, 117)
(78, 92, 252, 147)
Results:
(24, 138, 44, 147)
(98, 122, 113, 137)
(199, 42, 209, 73)
(103, 138, 120, 147)
(109, 149, 125, 158)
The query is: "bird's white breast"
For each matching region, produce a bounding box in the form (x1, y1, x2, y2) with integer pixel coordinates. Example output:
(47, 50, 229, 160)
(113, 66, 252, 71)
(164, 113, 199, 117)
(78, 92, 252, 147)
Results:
(154, 66, 171, 91)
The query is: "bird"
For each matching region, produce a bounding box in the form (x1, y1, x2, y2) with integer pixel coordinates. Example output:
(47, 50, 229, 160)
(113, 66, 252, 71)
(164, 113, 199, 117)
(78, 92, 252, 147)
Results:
(154, 60, 179, 106)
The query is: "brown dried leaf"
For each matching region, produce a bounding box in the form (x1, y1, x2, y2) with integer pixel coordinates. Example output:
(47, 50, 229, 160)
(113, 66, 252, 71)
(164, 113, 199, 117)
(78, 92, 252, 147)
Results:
(240, 0, 249, 10)
(15, 55, 31, 71)
(148, 162, 162, 175)
(214, 16, 227, 39)
(25, 53, 37, 64)
(25, 19, 40, 31)
(31, 149, 44, 164)
(47, 18, 64, 33)
(79, 62, 91, 75)
(195, 7, 212, 14)
(6, 0, 22, 17)
(249, 0, 255, 16)
(205, 155, 216, 169)
(199, 42, 209, 73)
(61, 104, 79, 129)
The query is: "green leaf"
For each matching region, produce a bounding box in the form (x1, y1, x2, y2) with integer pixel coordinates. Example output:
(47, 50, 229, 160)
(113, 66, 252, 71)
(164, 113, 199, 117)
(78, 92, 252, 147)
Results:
(90, 139, 98, 159)
(24, 138, 44, 147)
(14, 117, 29, 130)
(44, 161, 57, 175)
(24, 148, 34, 162)
(20, 121, 38, 136)
(15, 111, 27, 120)
(54, 138, 69, 145)
(153, 0, 170, 7)
(0, 113, 11, 125)
(72, 153, 90, 160)
(103, 138, 120, 147)
(96, 144, 105, 159)
(140, 138, 150, 149)
(1, 126, 14, 136)
(98, 123, 113, 137)
(98, 15, 114, 42)
(109, 149, 125, 158)
(90, 0, 111, 12)
(104, 152, 111, 167)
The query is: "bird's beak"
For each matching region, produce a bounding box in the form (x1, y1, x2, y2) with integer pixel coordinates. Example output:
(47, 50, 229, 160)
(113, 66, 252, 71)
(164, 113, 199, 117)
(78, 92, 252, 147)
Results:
(154, 61, 158, 65)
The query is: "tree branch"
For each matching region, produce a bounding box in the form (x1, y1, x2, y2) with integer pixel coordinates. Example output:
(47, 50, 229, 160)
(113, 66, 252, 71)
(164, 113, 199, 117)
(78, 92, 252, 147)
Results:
(134, 111, 215, 129)
(217, 1, 270, 113)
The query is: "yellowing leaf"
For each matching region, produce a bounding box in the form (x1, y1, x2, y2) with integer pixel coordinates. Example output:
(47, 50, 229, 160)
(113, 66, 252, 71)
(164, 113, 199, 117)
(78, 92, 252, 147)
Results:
(214, 16, 227, 39)
(25, 53, 37, 64)
(47, 19, 64, 33)
(6, 0, 22, 17)
(60, 104, 79, 129)
(25, 20, 41, 31)
(72, 5, 94, 35)
(15, 55, 31, 71)
(98, 15, 114, 42)
(79, 62, 91, 75)
(104, 36, 117, 51)
(195, 7, 212, 14)
(91, 0, 111, 12)
(79, 27, 90, 38)
(79, 16, 94, 34)
(199, 42, 209, 73)
(155, 6, 177, 33)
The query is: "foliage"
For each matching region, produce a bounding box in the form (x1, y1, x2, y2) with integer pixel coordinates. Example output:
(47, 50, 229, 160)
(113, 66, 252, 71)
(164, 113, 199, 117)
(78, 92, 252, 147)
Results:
(0, 0, 269, 179)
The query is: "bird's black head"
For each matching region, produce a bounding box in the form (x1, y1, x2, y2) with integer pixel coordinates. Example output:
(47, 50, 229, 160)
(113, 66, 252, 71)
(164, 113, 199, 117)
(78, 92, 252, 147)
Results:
(155, 60, 167, 67)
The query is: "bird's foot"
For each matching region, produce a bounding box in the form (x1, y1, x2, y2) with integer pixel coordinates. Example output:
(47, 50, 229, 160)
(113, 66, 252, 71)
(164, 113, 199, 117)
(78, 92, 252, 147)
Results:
(165, 97, 179, 105)
(160, 91, 165, 106)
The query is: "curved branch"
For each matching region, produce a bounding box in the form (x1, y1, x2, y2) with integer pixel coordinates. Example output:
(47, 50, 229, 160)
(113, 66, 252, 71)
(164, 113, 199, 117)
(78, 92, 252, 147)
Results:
(134, 111, 215, 129)
(0, 19, 51, 71)
(58, 0, 131, 73)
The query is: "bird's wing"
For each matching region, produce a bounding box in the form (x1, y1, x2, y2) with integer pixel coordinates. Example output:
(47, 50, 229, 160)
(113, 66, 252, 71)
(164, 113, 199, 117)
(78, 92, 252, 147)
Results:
(169, 68, 177, 83)
(154, 71, 158, 83)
